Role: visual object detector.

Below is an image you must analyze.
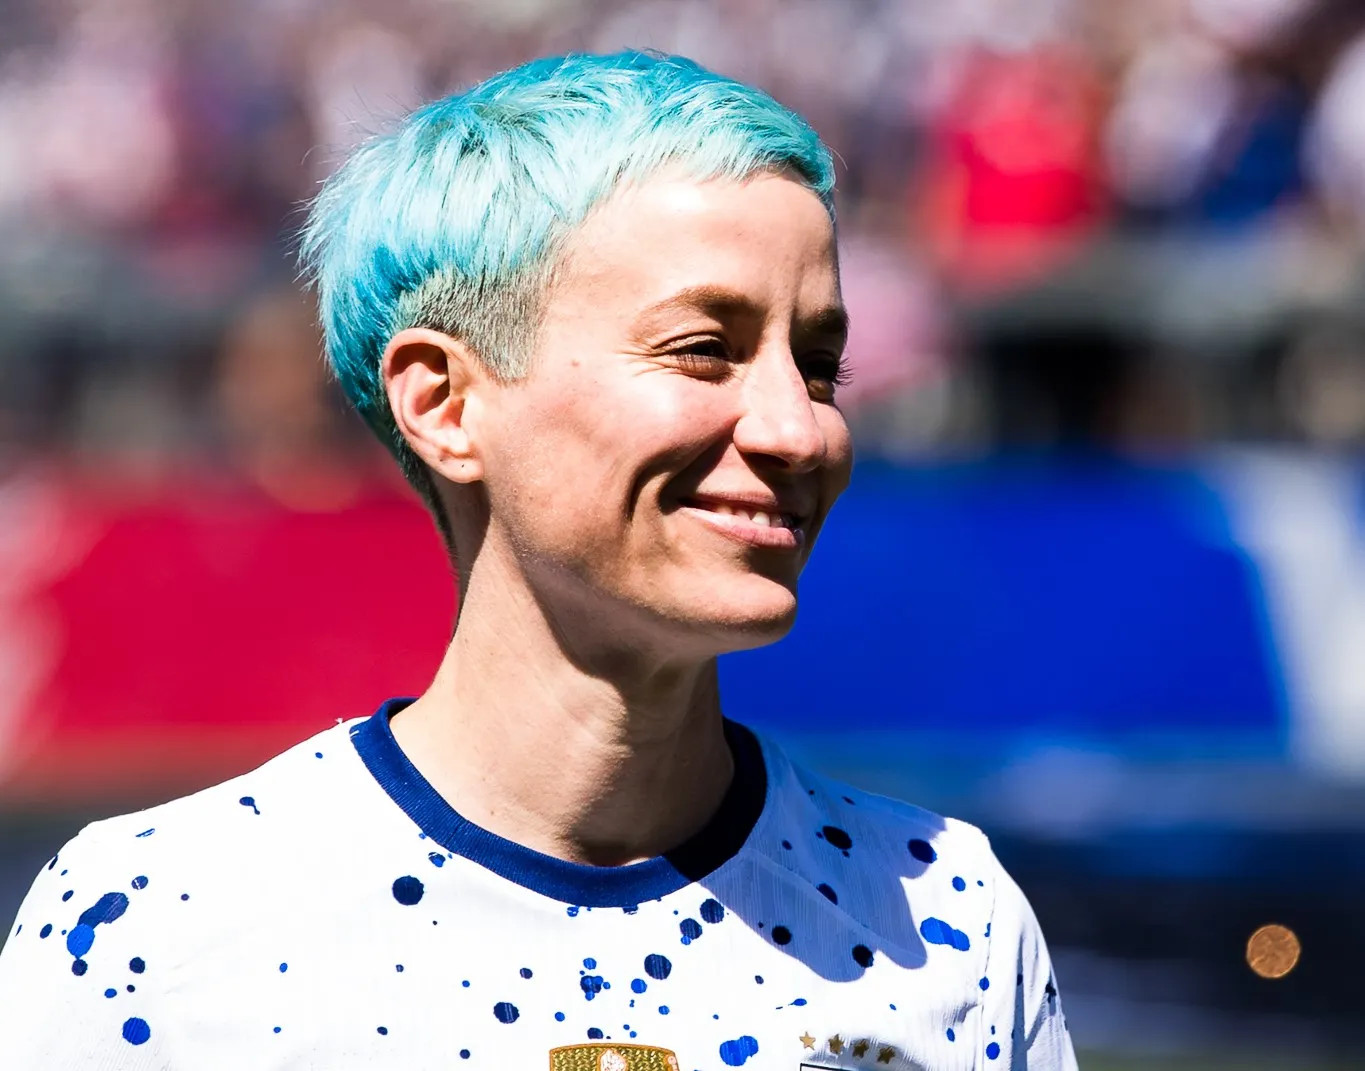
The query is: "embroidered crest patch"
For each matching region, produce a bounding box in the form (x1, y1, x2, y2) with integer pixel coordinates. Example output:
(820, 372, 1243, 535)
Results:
(549, 1042, 680, 1071)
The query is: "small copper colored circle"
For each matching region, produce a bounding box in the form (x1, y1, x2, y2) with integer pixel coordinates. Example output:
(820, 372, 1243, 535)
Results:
(1246, 924, 1301, 979)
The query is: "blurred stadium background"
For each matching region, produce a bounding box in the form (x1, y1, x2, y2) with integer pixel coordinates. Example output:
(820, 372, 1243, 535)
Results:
(1, 0, 1364, 1065)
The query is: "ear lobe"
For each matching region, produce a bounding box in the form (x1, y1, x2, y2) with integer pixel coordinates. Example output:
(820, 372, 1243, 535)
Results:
(382, 327, 487, 484)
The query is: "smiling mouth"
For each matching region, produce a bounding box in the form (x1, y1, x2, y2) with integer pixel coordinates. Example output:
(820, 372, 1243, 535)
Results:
(679, 497, 809, 549)
(692, 501, 801, 530)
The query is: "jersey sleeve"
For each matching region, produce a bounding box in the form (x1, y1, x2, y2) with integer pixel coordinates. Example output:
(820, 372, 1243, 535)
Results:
(979, 857, 1078, 1071)
(0, 825, 168, 1070)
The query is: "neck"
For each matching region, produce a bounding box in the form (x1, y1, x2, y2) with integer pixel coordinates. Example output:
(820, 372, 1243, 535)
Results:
(389, 565, 735, 867)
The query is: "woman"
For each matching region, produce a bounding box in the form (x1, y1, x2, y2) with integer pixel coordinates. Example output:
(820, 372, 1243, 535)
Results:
(0, 52, 1076, 1070)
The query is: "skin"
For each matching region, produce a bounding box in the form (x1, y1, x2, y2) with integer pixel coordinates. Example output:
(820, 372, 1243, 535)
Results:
(383, 171, 853, 866)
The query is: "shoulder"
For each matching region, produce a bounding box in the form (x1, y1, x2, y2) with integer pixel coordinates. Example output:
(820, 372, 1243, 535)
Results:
(0, 720, 370, 1065)
(752, 734, 1076, 1066)
(749, 729, 1053, 952)
(753, 728, 998, 875)
(4, 719, 372, 953)
(70, 718, 365, 856)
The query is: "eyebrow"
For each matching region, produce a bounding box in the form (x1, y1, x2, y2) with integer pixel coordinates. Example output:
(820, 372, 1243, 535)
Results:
(802, 303, 851, 346)
(634, 284, 849, 343)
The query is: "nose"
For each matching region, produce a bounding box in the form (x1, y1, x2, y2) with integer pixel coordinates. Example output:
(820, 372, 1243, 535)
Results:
(731, 346, 828, 473)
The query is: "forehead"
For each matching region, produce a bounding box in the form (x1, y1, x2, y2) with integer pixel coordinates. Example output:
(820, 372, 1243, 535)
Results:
(549, 172, 841, 322)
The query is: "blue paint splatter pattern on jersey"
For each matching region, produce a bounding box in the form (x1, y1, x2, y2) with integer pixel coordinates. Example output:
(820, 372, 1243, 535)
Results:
(0, 711, 1075, 1070)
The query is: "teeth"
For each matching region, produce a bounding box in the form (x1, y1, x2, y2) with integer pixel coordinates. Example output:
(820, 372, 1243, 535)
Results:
(695, 501, 798, 528)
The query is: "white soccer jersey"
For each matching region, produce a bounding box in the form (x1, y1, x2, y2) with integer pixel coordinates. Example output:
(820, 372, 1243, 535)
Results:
(0, 700, 1077, 1071)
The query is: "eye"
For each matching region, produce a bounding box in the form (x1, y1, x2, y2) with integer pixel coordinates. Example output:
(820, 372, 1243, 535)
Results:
(801, 351, 851, 403)
(668, 337, 733, 379)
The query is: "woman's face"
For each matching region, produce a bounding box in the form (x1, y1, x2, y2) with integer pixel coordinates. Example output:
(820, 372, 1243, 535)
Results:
(470, 172, 853, 659)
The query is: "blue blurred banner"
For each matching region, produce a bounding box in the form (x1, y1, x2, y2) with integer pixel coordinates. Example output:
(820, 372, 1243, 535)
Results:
(725, 456, 1288, 749)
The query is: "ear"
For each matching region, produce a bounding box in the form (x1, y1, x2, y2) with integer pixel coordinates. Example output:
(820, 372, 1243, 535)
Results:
(382, 327, 488, 485)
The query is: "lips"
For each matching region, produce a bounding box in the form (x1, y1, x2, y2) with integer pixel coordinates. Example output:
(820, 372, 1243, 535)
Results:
(678, 495, 812, 549)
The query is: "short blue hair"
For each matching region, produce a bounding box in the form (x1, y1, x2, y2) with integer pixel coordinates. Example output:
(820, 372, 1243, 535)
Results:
(300, 50, 836, 529)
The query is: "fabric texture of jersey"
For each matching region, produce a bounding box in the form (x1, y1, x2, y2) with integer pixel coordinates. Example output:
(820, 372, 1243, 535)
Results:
(0, 699, 1077, 1070)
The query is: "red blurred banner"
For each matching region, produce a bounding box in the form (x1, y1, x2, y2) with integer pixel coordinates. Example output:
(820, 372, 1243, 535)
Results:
(0, 465, 453, 805)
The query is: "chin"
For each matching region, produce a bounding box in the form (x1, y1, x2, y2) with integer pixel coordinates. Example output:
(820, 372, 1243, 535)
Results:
(688, 580, 799, 652)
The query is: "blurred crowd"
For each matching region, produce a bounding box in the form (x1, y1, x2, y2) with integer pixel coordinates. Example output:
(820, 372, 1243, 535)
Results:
(4, 0, 1365, 475)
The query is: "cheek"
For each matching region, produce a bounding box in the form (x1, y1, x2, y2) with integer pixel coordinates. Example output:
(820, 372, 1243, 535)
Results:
(542, 371, 727, 474)
(491, 373, 724, 544)
(499, 394, 609, 526)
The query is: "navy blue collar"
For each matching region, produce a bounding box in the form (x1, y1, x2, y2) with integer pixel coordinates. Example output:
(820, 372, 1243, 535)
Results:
(350, 698, 768, 907)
